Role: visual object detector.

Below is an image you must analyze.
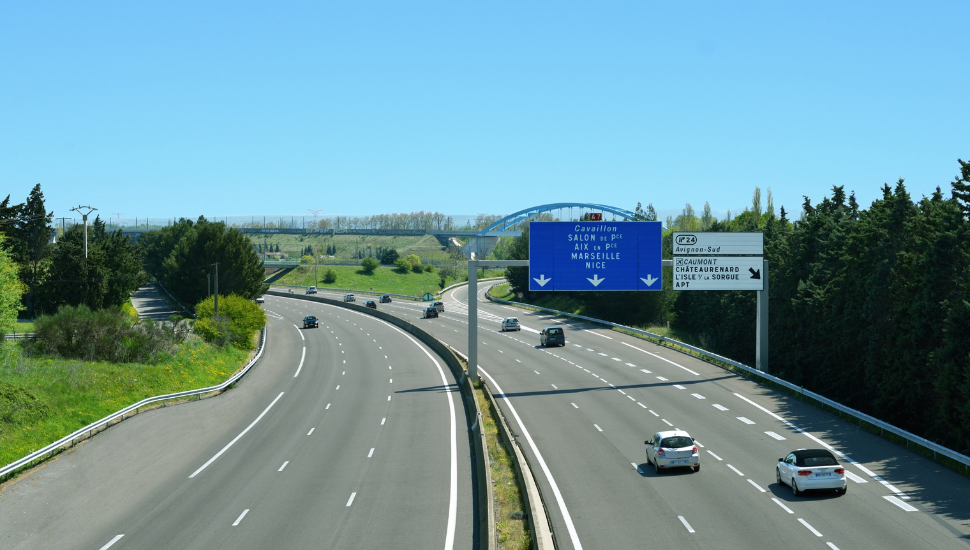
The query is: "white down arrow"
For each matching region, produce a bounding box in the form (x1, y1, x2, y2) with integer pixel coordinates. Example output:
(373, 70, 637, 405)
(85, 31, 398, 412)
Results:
(533, 274, 551, 287)
(641, 274, 658, 286)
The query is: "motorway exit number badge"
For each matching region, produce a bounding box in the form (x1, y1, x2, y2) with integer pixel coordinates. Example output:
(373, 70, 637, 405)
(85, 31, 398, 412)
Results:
(529, 221, 663, 291)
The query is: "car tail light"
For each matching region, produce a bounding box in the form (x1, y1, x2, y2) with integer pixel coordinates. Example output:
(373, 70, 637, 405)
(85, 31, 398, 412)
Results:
(692, 446, 698, 454)
(834, 468, 844, 474)
(657, 449, 665, 457)
(797, 470, 812, 476)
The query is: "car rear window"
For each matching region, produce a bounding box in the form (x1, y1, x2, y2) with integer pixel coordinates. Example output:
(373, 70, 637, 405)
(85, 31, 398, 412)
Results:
(660, 436, 693, 448)
(508, 318, 518, 323)
(548, 328, 563, 335)
(800, 456, 837, 466)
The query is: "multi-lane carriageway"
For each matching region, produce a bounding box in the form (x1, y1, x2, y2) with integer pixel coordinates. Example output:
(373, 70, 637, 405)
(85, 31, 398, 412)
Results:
(282, 283, 970, 550)
(2, 282, 969, 550)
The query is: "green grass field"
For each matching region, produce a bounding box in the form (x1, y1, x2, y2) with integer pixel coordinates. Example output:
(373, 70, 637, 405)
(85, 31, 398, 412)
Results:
(0, 339, 250, 467)
(274, 265, 458, 297)
(248, 233, 455, 264)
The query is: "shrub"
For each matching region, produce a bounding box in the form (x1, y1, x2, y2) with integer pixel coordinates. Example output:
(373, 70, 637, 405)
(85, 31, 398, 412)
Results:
(394, 257, 411, 273)
(424, 263, 435, 273)
(195, 294, 266, 350)
(380, 249, 399, 265)
(323, 268, 337, 284)
(360, 257, 380, 273)
(411, 262, 424, 273)
(405, 254, 421, 265)
(300, 254, 315, 264)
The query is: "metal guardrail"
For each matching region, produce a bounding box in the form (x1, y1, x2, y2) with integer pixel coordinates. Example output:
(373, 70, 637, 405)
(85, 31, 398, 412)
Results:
(485, 287, 970, 471)
(0, 327, 267, 482)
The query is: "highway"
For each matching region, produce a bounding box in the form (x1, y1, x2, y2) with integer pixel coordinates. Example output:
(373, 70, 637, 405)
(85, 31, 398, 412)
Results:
(299, 283, 970, 550)
(0, 297, 476, 549)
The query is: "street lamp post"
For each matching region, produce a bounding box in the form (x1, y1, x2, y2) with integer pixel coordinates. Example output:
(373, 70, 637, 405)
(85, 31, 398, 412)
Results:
(69, 205, 98, 269)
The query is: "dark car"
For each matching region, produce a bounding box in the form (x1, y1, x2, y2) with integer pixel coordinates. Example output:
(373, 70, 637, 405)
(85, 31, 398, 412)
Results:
(380, 294, 392, 303)
(303, 315, 319, 329)
(364, 300, 377, 309)
(539, 326, 565, 347)
(423, 307, 439, 319)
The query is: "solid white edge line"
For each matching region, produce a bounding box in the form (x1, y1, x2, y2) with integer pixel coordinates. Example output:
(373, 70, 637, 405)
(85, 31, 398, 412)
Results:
(99, 534, 124, 550)
(620, 341, 699, 375)
(772, 497, 794, 514)
(481, 367, 584, 550)
(232, 509, 250, 526)
(678, 515, 695, 533)
(294, 346, 306, 377)
(190, 392, 285, 478)
(884, 495, 918, 511)
(798, 518, 823, 537)
(346, 492, 357, 506)
(293, 324, 305, 340)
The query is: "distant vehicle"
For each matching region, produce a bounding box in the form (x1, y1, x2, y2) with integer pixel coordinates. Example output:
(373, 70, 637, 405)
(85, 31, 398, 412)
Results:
(501, 317, 520, 332)
(255, 296, 265, 304)
(423, 307, 439, 319)
(303, 315, 319, 329)
(364, 300, 377, 309)
(777, 449, 846, 496)
(539, 326, 565, 347)
(306, 286, 317, 294)
(380, 294, 392, 303)
(646, 430, 700, 473)
(431, 301, 445, 313)
(344, 294, 355, 302)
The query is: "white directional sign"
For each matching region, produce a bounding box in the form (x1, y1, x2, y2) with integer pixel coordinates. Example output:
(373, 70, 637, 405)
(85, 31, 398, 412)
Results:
(673, 256, 765, 290)
(673, 232, 763, 256)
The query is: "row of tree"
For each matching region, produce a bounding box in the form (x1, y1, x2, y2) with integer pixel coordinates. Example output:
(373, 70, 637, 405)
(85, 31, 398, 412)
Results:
(506, 160, 970, 456)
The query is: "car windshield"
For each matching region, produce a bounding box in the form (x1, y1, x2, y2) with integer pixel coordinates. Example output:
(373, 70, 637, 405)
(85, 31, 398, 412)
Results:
(548, 328, 563, 335)
(305, 317, 316, 321)
(660, 436, 693, 448)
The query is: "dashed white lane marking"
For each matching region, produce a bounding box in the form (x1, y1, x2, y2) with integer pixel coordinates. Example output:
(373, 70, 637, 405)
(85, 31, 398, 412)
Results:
(620, 341, 700, 375)
(678, 516, 695, 533)
(827, 543, 842, 550)
(346, 492, 357, 507)
(326, 403, 331, 409)
(611, 357, 622, 361)
(498, 350, 503, 353)
(727, 464, 744, 476)
(627, 396, 636, 401)
(637, 402, 646, 408)
(626, 362, 636, 367)
(694, 440, 704, 448)
(99, 535, 124, 549)
(594, 424, 603, 432)
(294, 347, 306, 377)
(571, 403, 578, 408)
(307, 428, 315, 435)
(515, 359, 521, 363)
(747, 479, 766, 492)
(618, 389, 627, 395)
(534, 370, 541, 375)
(232, 509, 250, 526)
(798, 518, 823, 537)
(389, 366, 392, 369)
(293, 325, 305, 340)
(381, 418, 386, 425)
(278, 461, 289, 472)
(336, 385, 340, 390)
(707, 451, 723, 461)
(673, 384, 686, 389)
(597, 352, 608, 357)
(661, 419, 673, 426)
(712, 404, 729, 411)
(844, 470, 867, 483)
(765, 431, 786, 440)
(884, 496, 918, 511)
(737, 417, 755, 424)
(640, 369, 652, 374)
(390, 379, 393, 384)
(633, 462, 642, 473)
(772, 498, 794, 514)
(368, 448, 375, 458)
(588, 331, 613, 339)
(585, 348, 594, 351)
(552, 384, 558, 389)
(387, 395, 392, 401)
(691, 393, 706, 399)
(656, 376, 668, 382)
(648, 410, 659, 416)
(190, 392, 285, 478)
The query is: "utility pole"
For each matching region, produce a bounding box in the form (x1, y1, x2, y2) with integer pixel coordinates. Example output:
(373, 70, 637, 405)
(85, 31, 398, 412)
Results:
(212, 263, 219, 315)
(69, 205, 98, 269)
(55, 216, 70, 237)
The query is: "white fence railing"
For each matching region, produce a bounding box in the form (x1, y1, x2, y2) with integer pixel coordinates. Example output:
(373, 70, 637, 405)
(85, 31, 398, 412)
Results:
(0, 328, 267, 481)
(485, 287, 970, 471)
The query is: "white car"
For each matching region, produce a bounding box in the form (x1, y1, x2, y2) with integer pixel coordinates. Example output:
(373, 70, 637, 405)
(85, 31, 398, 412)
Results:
(646, 430, 700, 473)
(255, 296, 265, 304)
(776, 449, 846, 496)
(306, 286, 317, 294)
(501, 317, 520, 331)
(344, 294, 355, 302)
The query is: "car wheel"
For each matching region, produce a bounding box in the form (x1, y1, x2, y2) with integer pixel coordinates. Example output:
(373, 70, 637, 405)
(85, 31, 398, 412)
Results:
(776, 468, 783, 486)
(792, 478, 800, 497)
(654, 459, 661, 474)
(693, 464, 700, 473)
(837, 486, 847, 496)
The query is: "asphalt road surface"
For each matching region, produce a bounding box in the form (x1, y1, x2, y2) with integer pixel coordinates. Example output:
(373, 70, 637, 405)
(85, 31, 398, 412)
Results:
(301, 283, 970, 550)
(0, 296, 476, 549)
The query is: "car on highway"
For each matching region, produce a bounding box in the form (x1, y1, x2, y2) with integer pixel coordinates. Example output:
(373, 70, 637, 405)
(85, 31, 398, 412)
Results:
(255, 296, 264, 304)
(364, 300, 377, 309)
(539, 326, 565, 347)
(431, 301, 445, 313)
(501, 317, 520, 331)
(344, 294, 355, 302)
(303, 315, 319, 329)
(380, 294, 392, 303)
(776, 449, 847, 496)
(306, 286, 317, 294)
(423, 307, 439, 319)
(646, 430, 700, 473)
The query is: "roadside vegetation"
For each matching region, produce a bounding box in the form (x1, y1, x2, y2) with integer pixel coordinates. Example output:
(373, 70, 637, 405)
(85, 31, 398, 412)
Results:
(274, 265, 458, 296)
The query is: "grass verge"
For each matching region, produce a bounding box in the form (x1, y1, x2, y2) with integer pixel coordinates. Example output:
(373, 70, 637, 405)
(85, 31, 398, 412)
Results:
(473, 380, 531, 549)
(0, 338, 250, 467)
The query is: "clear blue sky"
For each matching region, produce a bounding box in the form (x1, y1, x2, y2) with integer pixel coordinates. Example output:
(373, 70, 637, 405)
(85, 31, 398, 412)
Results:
(3, 1, 968, 223)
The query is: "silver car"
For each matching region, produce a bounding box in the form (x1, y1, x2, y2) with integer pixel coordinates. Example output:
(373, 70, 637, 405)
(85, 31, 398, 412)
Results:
(776, 449, 847, 496)
(646, 430, 700, 473)
(501, 317, 520, 331)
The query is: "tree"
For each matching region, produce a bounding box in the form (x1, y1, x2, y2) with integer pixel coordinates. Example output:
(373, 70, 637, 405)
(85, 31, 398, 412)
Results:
(9, 184, 54, 316)
(323, 268, 337, 284)
(300, 255, 315, 264)
(505, 223, 531, 295)
(394, 257, 411, 273)
(380, 248, 400, 265)
(0, 236, 24, 334)
(360, 257, 379, 273)
(194, 294, 266, 350)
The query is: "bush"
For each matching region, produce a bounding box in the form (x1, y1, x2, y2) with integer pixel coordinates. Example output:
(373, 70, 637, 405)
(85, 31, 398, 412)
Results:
(411, 262, 424, 273)
(424, 263, 435, 273)
(380, 249, 400, 265)
(30, 304, 186, 363)
(300, 254, 315, 264)
(360, 257, 380, 273)
(394, 257, 412, 273)
(195, 295, 266, 350)
(323, 268, 337, 284)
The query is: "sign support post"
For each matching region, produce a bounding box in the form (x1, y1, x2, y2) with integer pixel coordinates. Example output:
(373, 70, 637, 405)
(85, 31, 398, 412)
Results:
(465, 259, 529, 382)
(756, 260, 768, 372)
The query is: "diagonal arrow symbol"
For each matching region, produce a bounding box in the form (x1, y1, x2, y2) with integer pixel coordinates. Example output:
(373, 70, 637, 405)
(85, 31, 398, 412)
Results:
(587, 274, 605, 287)
(641, 274, 658, 287)
(749, 268, 761, 279)
(533, 274, 552, 287)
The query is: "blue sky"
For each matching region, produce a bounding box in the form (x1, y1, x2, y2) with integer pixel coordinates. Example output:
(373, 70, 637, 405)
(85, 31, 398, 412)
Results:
(3, 1, 968, 223)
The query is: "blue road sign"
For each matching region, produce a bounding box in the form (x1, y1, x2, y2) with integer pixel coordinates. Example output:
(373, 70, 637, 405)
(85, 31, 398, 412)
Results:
(529, 221, 663, 291)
